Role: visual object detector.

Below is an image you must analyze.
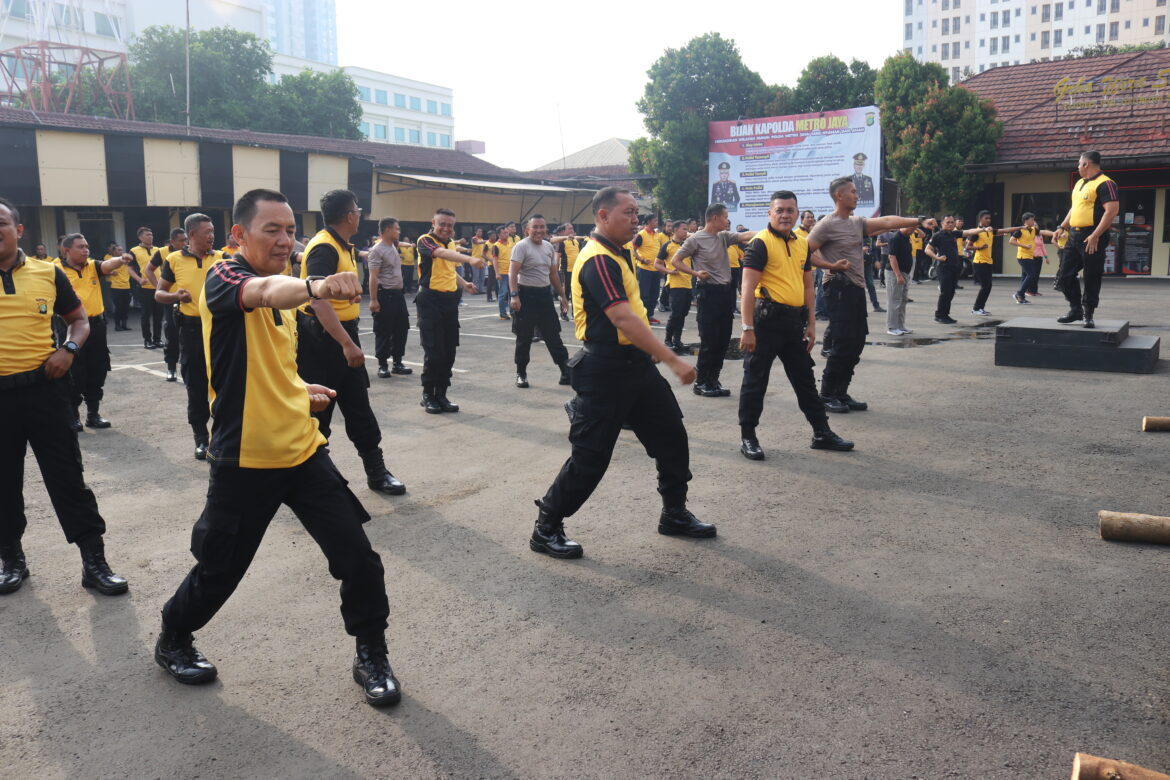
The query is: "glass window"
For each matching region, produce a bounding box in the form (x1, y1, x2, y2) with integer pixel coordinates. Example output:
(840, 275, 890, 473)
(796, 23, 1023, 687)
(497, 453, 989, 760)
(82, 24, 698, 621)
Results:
(952, 66, 960, 82)
(1055, 3, 1063, 19)
(932, 19, 937, 27)
(94, 12, 121, 37)
(358, 86, 371, 102)
(1041, 30, 1050, 47)
(1054, 28, 1063, 44)
(374, 125, 387, 140)
(5, 0, 30, 18)
(409, 129, 420, 144)
(359, 122, 370, 137)
(375, 89, 387, 104)
(905, 22, 913, 38)
(53, 3, 82, 28)
(942, 18, 950, 33)
(1110, 0, 1119, 11)
(394, 127, 405, 142)
(1096, 22, 1105, 39)
(1097, 0, 1105, 12)
(1156, 16, 1166, 34)
(426, 100, 437, 113)
(953, 15, 961, 32)
(1109, 20, 1118, 38)
(1003, 35, 1010, 50)
(980, 38, 985, 46)
(1042, 3, 1050, 21)
(409, 96, 420, 111)
(440, 134, 450, 147)
(1124, 19, 1130, 28)
(441, 102, 451, 116)
(942, 0, 949, 9)
(992, 12, 999, 27)
(905, 0, 913, 12)
(990, 37, 999, 52)
(394, 93, 406, 108)
(1015, 7, 1021, 15)
(1084, 25, 1090, 33)
(980, 12, 985, 20)
(1143, 17, 1149, 25)
(427, 132, 437, 146)
(952, 41, 960, 56)
(1003, 10, 1010, 24)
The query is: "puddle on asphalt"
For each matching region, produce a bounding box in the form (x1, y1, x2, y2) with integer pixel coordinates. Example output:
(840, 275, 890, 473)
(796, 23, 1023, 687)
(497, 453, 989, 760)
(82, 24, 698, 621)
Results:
(868, 320, 1004, 348)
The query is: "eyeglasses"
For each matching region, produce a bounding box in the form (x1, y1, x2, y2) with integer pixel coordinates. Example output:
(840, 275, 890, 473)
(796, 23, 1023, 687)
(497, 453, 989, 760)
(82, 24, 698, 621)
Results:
(349, 208, 363, 216)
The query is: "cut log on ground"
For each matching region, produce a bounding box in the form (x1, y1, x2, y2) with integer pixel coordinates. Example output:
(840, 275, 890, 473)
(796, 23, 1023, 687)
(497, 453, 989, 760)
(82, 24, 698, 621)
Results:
(1071, 752, 1170, 780)
(1099, 511, 1170, 545)
(1141, 416, 1170, 432)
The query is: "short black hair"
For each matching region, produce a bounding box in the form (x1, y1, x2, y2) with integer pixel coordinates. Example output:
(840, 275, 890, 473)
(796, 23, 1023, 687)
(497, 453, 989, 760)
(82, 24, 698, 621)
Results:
(1080, 150, 1102, 165)
(378, 217, 398, 232)
(592, 186, 630, 216)
(770, 190, 798, 204)
(170, 227, 187, 240)
(184, 212, 212, 234)
(704, 203, 727, 221)
(435, 207, 456, 219)
(320, 189, 358, 226)
(0, 197, 20, 224)
(136, 226, 152, 237)
(62, 233, 85, 249)
(527, 213, 546, 227)
(829, 176, 854, 198)
(1022, 211, 1036, 221)
(234, 188, 288, 227)
(977, 209, 992, 220)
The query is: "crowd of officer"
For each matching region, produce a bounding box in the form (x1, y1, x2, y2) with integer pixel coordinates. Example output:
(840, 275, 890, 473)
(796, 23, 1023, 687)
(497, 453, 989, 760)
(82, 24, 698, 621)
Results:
(0, 151, 1118, 708)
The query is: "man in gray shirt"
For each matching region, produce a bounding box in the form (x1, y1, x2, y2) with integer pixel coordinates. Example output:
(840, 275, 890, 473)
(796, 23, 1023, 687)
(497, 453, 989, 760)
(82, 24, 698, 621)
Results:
(509, 214, 571, 388)
(808, 177, 919, 414)
(669, 203, 754, 397)
(367, 217, 412, 379)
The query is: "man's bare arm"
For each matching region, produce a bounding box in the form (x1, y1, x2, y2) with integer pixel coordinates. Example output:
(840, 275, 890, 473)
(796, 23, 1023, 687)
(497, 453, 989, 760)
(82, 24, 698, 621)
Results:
(866, 216, 918, 236)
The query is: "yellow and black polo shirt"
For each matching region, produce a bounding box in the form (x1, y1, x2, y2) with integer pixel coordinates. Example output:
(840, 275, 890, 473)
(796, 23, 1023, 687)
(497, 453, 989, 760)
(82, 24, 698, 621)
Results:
(632, 228, 662, 272)
(492, 239, 511, 275)
(200, 257, 326, 469)
(970, 229, 994, 264)
(742, 225, 811, 307)
(910, 230, 924, 255)
(1071, 173, 1119, 228)
(794, 227, 809, 240)
(1, 253, 82, 376)
(562, 237, 581, 273)
(299, 228, 360, 321)
(400, 245, 416, 266)
(470, 240, 485, 260)
(162, 248, 227, 317)
(1012, 226, 1037, 260)
(55, 257, 106, 317)
(417, 232, 461, 293)
(106, 254, 131, 290)
(658, 239, 692, 290)
(727, 243, 744, 270)
(571, 232, 648, 345)
(129, 245, 156, 289)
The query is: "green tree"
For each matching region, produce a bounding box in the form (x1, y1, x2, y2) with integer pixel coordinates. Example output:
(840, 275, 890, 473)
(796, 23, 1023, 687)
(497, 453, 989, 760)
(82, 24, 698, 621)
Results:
(128, 25, 272, 129)
(874, 52, 948, 143)
(793, 55, 876, 112)
(884, 84, 1002, 214)
(260, 70, 363, 140)
(1063, 40, 1165, 59)
(633, 33, 770, 218)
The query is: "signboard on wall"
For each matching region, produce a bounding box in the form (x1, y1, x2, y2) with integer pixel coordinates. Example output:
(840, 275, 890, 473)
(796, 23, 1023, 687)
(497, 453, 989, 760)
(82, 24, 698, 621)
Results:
(707, 106, 882, 230)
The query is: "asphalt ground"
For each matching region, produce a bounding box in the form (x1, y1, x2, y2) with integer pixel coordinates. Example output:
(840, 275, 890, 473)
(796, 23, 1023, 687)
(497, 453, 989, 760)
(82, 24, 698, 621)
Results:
(2, 277, 1168, 779)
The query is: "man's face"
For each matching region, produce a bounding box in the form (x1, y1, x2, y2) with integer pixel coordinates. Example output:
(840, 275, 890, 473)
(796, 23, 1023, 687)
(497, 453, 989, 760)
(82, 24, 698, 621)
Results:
(139, 230, 153, 246)
(942, 216, 955, 230)
(1078, 156, 1094, 177)
(383, 223, 401, 244)
(802, 213, 816, 231)
(0, 206, 23, 262)
(673, 225, 688, 241)
(644, 217, 657, 232)
(189, 220, 215, 253)
(834, 182, 859, 210)
(527, 218, 548, 242)
(33, 242, 45, 256)
(1025, 216, 1036, 228)
(598, 193, 640, 244)
(770, 199, 798, 233)
(719, 170, 730, 182)
(687, 220, 697, 231)
(171, 232, 187, 250)
(979, 214, 992, 227)
(433, 214, 456, 242)
(238, 200, 296, 277)
(66, 237, 90, 264)
(853, 159, 865, 174)
(709, 208, 730, 232)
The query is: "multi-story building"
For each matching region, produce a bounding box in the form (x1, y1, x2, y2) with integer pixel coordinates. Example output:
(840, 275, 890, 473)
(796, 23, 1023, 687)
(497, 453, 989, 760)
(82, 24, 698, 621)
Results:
(263, 0, 336, 65)
(902, 0, 1169, 82)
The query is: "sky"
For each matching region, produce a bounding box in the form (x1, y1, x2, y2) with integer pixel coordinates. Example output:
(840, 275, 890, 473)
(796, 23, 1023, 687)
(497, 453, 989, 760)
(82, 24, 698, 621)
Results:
(338, 0, 903, 172)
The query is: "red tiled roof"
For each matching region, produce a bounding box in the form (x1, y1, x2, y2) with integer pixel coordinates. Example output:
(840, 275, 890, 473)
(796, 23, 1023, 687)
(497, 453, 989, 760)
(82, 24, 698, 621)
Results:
(960, 49, 1170, 166)
(0, 106, 530, 180)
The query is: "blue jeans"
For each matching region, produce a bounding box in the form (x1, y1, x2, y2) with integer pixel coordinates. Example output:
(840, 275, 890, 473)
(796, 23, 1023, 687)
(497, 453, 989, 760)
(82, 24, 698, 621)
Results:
(1016, 258, 1040, 297)
(498, 277, 510, 316)
(814, 269, 826, 317)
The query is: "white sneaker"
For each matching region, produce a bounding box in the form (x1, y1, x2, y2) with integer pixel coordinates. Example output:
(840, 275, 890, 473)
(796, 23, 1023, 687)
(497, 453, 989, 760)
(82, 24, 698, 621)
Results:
(971, 308, 990, 315)
(901, 328, 914, 334)
(886, 328, 905, 336)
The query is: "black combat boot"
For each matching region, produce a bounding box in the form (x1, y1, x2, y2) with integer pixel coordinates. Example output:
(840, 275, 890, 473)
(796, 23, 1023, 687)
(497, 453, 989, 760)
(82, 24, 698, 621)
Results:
(1083, 308, 1095, 329)
(658, 505, 717, 538)
(78, 536, 129, 595)
(515, 372, 529, 388)
(838, 393, 868, 411)
(1057, 308, 1084, 324)
(420, 386, 443, 414)
(155, 627, 218, 684)
(359, 448, 406, 495)
(377, 362, 391, 379)
(811, 428, 855, 451)
(529, 500, 583, 559)
(353, 635, 402, 707)
(435, 391, 459, 413)
(85, 406, 111, 428)
(391, 361, 412, 375)
(557, 363, 571, 386)
(0, 541, 29, 595)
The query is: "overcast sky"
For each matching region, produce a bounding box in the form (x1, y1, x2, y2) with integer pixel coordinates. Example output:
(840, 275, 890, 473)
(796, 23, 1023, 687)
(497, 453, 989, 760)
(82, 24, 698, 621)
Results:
(338, 0, 903, 172)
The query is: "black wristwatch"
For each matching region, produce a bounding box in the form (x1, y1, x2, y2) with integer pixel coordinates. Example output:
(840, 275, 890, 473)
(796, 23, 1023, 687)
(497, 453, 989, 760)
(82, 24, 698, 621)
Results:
(63, 340, 79, 355)
(305, 276, 324, 300)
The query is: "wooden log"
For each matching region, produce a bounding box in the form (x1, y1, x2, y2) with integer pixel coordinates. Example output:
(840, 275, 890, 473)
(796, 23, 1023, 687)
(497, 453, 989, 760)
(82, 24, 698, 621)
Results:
(1099, 511, 1170, 545)
(1141, 416, 1170, 432)
(1071, 752, 1170, 780)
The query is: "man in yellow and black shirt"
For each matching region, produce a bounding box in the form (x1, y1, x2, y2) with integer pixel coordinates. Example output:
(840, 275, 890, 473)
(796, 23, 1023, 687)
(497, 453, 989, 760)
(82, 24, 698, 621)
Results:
(55, 233, 133, 430)
(106, 242, 139, 331)
(130, 227, 164, 350)
(491, 226, 513, 319)
(654, 221, 691, 352)
(0, 198, 129, 597)
(737, 191, 853, 460)
(415, 206, 482, 413)
(529, 187, 713, 561)
(144, 228, 188, 378)
(156, 214, 227, 459)
(631, 214, 664, 324)
(1010, 212, 1059, 305)
(1057, 150, 1120, 328)
(296, 189, 404, 494)
(155, 188, 400, 708)
(557, 223, 583, 319)
(966, 209, 1019, 316)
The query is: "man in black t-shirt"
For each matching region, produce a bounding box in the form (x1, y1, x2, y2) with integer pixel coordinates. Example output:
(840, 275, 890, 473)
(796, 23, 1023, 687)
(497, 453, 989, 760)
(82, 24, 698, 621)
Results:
(925, 215, 963, 324)
(884, 225, 916, 335)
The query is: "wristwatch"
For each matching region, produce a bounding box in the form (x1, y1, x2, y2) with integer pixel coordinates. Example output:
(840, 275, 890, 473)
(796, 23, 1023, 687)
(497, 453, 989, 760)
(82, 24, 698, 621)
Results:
(741, 325, 755, 332)
(305, 276, 324, 300)
(63, 340, 79, 355)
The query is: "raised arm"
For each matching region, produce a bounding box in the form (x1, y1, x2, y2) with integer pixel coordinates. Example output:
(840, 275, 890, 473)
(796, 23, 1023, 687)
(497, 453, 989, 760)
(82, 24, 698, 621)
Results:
(865, 216, 918, 236)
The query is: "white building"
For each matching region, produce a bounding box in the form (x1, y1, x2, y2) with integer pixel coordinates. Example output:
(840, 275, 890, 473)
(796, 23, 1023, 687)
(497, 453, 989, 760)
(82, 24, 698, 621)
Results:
(902, 0, 1170, 82)
(263, 0, 336, 65)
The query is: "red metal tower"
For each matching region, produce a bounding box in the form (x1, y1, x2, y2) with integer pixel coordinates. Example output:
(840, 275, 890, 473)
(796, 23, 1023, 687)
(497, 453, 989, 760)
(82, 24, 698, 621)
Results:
(0, 41, 135, 119)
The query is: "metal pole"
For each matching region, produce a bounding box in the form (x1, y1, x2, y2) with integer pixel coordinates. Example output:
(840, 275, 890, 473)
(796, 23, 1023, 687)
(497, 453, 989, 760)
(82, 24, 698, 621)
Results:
(184, 0, 191, 132)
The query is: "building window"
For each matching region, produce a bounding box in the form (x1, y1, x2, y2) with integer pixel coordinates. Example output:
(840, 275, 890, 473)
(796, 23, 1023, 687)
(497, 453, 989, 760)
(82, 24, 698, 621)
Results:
(394, 93, 405, 108)
(1042, 3, 1050, 21)
(1110, 0, 1119, 11)
(358, 86, 371, 102)
(1054, 28, 1063, 45)
(990, 37, 998, 52)
(1097, 0, 1105, 12)
(375, 89, 387, 104)
(394, 127, 405, 142)
(905, 22, 913, 38)
(359, 122, 370, 137)
(1031, 4, 1036, 13)
(1030, 32, 1036, 39)
(932, 43, 938, 51)
(1003, 10, 1010, 24)
(966, 40, 970, 47)
(952, 66, 960, 81)
(955, 0, 961, 6)
(1041, 30, 1050, 47)
(953, 15, 961, 32)
(979, 63, 985, 71)
(409, 129, 420, 144)
(980, 11, 985, 19)
(1054, 3, 1063, 19)
(427, 132, 436, 146)
(952, 41, 960, 56)
(942, 0, 949, 8)
(374, 124, 387, 140)
(409, 96, 420, 111)
(441, 102, 451, 116)
(1003, 35, 1010, 50)
(1109, 20, 1118, 38)
(426, 99, 437, 113)
(439, 134, 450, 147)
(905, 0, 913, 13)
(1015, 34, 1020, 41)
(943, 18, 950, 33)
(1157, 16, 1166, 33)
(1096, 22, 1106, 39)
(1084, 24, 1090, 32)
(1143, 16, 1149, 25)
(918, 20, 923, 28)
(980, 37, 985, 46)
(1124, 19, 1130, 28)
(1015, 7, 1020, 15)
(94, 12, 121, 37)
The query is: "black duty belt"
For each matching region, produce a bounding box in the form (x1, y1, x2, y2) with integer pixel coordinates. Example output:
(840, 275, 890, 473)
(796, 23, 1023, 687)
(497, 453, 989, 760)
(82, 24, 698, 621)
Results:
(0, 367, 46, 390)
(582, 342, 644, 359)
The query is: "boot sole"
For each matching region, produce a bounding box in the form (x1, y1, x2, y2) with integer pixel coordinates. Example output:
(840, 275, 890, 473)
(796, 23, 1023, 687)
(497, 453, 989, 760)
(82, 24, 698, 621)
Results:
(740, 447, 765, 461)
(528, 538, 584, 559)
(155, 651, 218, 685)
(811, 442, 855, 451)
(352, 667, 402, 707)
(0, 567, 30, 594)
(657, 524, 717, 538)
(82, 576, 129, 596)
(369, 483, 407, 495)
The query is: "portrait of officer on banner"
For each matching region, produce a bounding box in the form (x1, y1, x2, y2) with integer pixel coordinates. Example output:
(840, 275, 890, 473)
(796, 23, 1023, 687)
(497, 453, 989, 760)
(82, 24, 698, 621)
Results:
(848, 152, 875, 206)
(711, 162, 740, 213)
